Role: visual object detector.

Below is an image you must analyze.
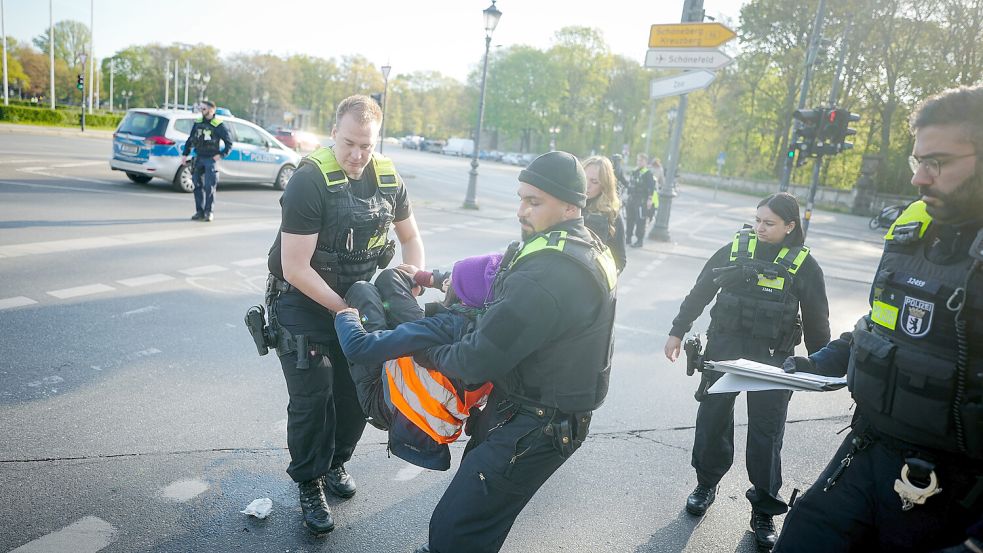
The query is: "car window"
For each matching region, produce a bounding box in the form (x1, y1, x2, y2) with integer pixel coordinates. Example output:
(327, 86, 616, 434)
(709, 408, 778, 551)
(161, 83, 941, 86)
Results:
(117, 112, 167, 137)
(232, 122, 265, 146)
(173, 119, 194, 134)
(257, 128, 279, 145)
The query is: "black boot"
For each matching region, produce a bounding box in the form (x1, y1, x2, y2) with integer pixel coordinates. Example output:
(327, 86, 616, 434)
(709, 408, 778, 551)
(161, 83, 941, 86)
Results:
(685, 484, 717, 516)
(298, 478, 334, 536)
(750, 510, 778, 551)
(323, 464, 357, 499)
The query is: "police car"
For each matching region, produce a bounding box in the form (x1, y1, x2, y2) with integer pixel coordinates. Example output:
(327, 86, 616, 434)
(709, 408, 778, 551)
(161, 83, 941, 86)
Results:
(109, 108, 302, 192)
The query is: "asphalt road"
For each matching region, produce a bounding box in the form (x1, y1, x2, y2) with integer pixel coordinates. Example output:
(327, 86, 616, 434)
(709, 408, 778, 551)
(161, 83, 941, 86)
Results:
(0, 132, 885, 553)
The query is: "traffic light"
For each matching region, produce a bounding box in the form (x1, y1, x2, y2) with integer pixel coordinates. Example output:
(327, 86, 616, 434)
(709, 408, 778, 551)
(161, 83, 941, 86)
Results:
(369, 92, 382, 107)
(826, 108, 860, 153)
(791, 108, 824, 164)
(76, 74, 84, 90)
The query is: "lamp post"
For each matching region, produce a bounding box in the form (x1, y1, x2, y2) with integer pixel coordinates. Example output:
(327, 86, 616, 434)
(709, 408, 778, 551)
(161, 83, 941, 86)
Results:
(666, 106, 677, 142)
(121, 90, 132, 111)
(549, 126, 559, 151)
(380, 64, 391, 153)
(462, 0, 502, 210)
(251, 97, 259, 121)
(192, 72, 210, 103)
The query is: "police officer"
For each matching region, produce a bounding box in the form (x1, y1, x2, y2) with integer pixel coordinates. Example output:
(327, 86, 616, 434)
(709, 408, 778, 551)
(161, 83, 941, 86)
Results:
(411, 151, 618, 553)
(180, 100, 232, 222)
(625, 153, 656, 248)
(775, 85, 983, 552)
(664, 192, 830, 551)
(265, 94, 425, 535)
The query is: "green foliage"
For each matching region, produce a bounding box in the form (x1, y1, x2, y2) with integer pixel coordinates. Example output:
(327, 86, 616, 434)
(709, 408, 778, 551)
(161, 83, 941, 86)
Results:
(0, 104, 122, 129)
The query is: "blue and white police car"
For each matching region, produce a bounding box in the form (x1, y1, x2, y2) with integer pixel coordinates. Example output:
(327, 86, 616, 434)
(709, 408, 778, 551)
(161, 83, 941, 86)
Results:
(109, 108, 302, 192)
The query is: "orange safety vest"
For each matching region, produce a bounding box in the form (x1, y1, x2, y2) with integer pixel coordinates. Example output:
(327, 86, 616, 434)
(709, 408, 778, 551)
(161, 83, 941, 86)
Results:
(385, 356, 494, 444)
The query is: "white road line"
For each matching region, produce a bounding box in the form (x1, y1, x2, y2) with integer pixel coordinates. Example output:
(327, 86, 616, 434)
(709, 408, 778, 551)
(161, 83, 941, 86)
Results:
(0, 296, 37, 310)
(179, 265, 227, 276)
(10, 516, 115, 553)
(614, 323, 661, 336)
(419, 230, 434, 236)
(47, 283, 115, 299)
(117, 274, 175, 287)
(394, 464, 428, 482)
(429, 227, 451, 232)
(122, 305, 159, 317)
(0, 158, 44, 164)
(49, 161, 107, 168)
(161, 478, 210, 502)
(231, 257, 267, 267)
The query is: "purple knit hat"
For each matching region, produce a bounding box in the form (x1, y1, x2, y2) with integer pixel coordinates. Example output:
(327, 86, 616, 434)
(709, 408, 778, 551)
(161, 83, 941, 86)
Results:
(451, 253, 503, 308)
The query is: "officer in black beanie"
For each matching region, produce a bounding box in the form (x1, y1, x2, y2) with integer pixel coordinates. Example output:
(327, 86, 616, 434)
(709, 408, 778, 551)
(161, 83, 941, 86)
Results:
(411, 151, 619, 553)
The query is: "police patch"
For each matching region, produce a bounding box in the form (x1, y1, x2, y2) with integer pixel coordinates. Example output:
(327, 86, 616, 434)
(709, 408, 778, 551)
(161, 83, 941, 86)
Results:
(901, 296, 933, 338)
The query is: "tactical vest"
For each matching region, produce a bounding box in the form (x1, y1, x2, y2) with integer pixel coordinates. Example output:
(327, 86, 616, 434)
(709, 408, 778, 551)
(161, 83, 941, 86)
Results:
(385, 356, 493, 444)
(708, 229, 810, 357)
(497, 229, 619, 412)
(849, 201, 983, 458)
(304, 147, 400, 296)
(628, 167, 651, 200)
(190, 115, 225, 156)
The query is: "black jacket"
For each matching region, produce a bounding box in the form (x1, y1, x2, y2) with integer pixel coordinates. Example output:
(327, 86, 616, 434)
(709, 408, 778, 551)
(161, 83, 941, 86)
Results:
(182, 116, 233, 158)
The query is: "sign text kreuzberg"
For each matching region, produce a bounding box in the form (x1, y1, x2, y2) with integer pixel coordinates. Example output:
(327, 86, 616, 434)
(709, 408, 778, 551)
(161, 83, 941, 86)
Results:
(648, 22, 736, 49)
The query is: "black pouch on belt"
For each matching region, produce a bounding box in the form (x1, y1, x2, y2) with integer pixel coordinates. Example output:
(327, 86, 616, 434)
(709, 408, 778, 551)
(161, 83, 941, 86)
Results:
(550, 418, 576, 458)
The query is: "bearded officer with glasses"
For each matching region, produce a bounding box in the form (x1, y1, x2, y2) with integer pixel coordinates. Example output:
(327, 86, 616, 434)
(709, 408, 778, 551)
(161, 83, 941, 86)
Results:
(775, 85, 983, 552)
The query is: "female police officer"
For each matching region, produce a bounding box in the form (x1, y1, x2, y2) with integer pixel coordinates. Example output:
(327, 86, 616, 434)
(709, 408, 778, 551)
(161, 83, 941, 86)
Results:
(663, 192, 830, 551)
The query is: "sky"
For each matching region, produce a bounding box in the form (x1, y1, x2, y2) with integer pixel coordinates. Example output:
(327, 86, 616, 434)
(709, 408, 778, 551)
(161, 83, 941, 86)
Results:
(6, 0, 747, 82)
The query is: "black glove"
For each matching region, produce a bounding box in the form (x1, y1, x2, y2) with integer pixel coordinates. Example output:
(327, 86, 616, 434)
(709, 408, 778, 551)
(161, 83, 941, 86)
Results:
(783, 356, 815, 374)
(712, 264, 757, 288)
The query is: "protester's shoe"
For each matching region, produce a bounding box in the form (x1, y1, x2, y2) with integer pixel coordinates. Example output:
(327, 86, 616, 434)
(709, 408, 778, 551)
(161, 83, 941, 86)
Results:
(322, 465, 357, 499)
(630, 240, 643, 248)
(191, 212, 204, 221)
(413, 544, 431, 553)
(685, 484, 717, 516)
(750, 510, 778, 551)
(204, 212, 214, 222)
(298, 478, 334, 536)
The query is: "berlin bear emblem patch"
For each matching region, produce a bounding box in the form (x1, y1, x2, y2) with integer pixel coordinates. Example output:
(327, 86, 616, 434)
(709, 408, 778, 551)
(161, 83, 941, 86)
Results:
(901, 296, 933, 337)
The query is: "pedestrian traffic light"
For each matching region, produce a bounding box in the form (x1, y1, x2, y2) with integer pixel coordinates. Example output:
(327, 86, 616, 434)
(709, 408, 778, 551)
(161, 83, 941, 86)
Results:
(791, 108, 824, 162)
(370, 92, 383, 107)
(76, 74, 84, 90)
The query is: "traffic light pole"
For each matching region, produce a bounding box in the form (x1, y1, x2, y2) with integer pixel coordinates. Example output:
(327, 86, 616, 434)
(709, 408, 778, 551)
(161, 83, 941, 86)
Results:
(779, 0, 826, 192)
(649, 0, 703, 242)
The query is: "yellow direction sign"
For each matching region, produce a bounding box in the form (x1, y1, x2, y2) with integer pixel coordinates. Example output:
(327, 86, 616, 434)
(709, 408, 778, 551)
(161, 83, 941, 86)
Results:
(649, 22, 736, 48)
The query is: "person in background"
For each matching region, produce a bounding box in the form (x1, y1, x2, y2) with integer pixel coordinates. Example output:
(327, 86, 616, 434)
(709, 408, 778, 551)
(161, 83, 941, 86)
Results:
(583, 156, 627, 273)
(180, 100, 232, 222)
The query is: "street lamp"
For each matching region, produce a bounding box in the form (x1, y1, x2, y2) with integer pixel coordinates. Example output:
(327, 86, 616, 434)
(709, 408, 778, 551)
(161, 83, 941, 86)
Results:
(192, 72, 210, 103)
(462, 0, 502, 210)
(251, 97, 259, 121)
(666, 106, 677, 141)
(121, 90, 132, 111)
(379, 63, 391, 153)
(549, 126, 560, 151)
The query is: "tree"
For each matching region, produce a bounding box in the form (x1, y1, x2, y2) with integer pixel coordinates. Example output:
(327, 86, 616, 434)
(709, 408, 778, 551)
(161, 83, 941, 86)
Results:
(33, 20, 91, 68)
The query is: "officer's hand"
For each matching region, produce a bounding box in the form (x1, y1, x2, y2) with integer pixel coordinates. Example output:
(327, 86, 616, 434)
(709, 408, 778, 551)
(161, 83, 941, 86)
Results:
(213, 154, 221, 162)
(782, 356, 814, 374)
(664, 336, 683, 362)
(180, 155, 188, 165)
(712, 265, 756, 288)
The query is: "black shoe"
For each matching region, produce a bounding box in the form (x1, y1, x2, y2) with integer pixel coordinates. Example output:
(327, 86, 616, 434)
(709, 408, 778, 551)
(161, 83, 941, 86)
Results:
(191, 212, 204, 221)
(750, 510, 777, 551)
(685, 484, 717, 516)
(322, 465, 357, 499)
(204, 212, 214, 222)
(298, 479, 334, 536)
(630, 240, 643, 248)
(413, 544, 431, 553)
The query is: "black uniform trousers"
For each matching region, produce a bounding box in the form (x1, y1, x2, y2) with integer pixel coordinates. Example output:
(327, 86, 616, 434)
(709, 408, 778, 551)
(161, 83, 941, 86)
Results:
(775, 429, 983, 552)
(693, 362, 792, 510)
(624, 199, 647, 244)
(344, 269, 424, 429)
(429, 394, 574, 553)
(275, 290, 367, 483)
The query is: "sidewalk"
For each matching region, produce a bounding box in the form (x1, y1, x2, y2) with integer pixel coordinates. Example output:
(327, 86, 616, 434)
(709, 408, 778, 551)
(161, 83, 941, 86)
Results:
(0, 122, 114, 140)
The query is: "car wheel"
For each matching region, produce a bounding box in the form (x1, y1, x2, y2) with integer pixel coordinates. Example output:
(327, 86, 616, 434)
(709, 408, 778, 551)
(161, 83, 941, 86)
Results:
(274, 164, 295, 191)
(172, 163, 194, 193)
(125, 172, 153, 184)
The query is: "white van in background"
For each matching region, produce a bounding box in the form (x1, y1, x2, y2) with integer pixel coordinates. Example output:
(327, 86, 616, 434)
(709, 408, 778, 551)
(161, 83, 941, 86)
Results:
(441, 137, 475, 157)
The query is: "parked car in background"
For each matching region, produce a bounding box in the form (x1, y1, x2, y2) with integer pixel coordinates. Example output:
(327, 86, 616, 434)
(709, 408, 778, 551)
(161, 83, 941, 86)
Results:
(422, 139, 446, 153)
(479, 150, 504, 161)
(109, 108, 302, 192)
(401, 135, 424, 149)
(501, 152, 522, 165)
(271, 128, 321, 153)
(441, 137, 475, 157)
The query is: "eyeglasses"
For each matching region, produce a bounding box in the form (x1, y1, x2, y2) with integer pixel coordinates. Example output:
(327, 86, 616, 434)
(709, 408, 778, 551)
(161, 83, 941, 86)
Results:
(908, 153, 976, 178)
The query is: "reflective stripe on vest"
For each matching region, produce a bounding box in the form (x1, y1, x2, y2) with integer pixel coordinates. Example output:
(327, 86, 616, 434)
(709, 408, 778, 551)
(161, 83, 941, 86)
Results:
(728, 229, 809, 290)
(871, 200, 932, 331)
(511, 230, 618, 291)
(305, 147, 399, 190)
(194, 115, 224, 127)
(385, 356, 493, 445)
(884, 200, 930, 242)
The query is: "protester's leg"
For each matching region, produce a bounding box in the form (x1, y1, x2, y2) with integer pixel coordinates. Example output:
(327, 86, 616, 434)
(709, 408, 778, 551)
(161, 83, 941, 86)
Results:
(343, 281, 392, 430)
(428, 411, 569, 553)
(374, 268, 424, 327)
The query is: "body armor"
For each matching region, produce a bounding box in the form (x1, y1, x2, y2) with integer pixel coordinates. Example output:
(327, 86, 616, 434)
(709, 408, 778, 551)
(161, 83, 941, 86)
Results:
(498, 230, 619, 412)
(849, 201, 983, 458)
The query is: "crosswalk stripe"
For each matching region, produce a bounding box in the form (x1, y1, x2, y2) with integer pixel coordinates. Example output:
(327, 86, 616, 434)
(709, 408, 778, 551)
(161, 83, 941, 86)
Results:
(10, 516, 115, 553)
(117, 274, 175, 287)
(0, 296, 37, 310)
(47, 283, 115, 299)
(179, 265, 227, 276)
(231, 257, 267, 267)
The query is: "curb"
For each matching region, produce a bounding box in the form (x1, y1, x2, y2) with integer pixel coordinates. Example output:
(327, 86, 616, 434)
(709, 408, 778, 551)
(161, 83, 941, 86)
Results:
(0, 123, 113, 140)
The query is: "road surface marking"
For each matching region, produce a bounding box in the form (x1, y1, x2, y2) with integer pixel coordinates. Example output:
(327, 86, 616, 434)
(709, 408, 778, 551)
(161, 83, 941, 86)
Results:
(122, 305, 159, 317)
(614, 323, 662, 336)
(0, 158, 44, 164)
(47, 283, 115, 299)
(10, 516, 115, 553)
(232, 257, 267, 267)
(179, 265, 227, 276)
(394, 464, 427, 482)
(117, 274, 175, 287)
(0, 296, 37, 310)
(162, 478, 210, 502)
(50, 161, 107, 168)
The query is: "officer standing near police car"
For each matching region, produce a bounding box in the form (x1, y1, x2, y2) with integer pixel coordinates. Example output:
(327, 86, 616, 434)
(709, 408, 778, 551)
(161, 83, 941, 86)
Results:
(775, 85, 983, 553)
(410, 151, 618, 553)
(262, 94, 425, 536)
(181, 100, 232, 222)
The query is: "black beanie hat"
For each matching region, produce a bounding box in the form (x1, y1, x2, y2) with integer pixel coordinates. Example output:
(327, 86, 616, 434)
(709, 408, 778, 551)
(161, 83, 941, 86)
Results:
(518, 151, 587, 208)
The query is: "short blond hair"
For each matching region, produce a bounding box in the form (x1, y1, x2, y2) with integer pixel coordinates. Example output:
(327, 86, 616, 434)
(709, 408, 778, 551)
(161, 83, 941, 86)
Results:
(335, 94, 383, 128)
